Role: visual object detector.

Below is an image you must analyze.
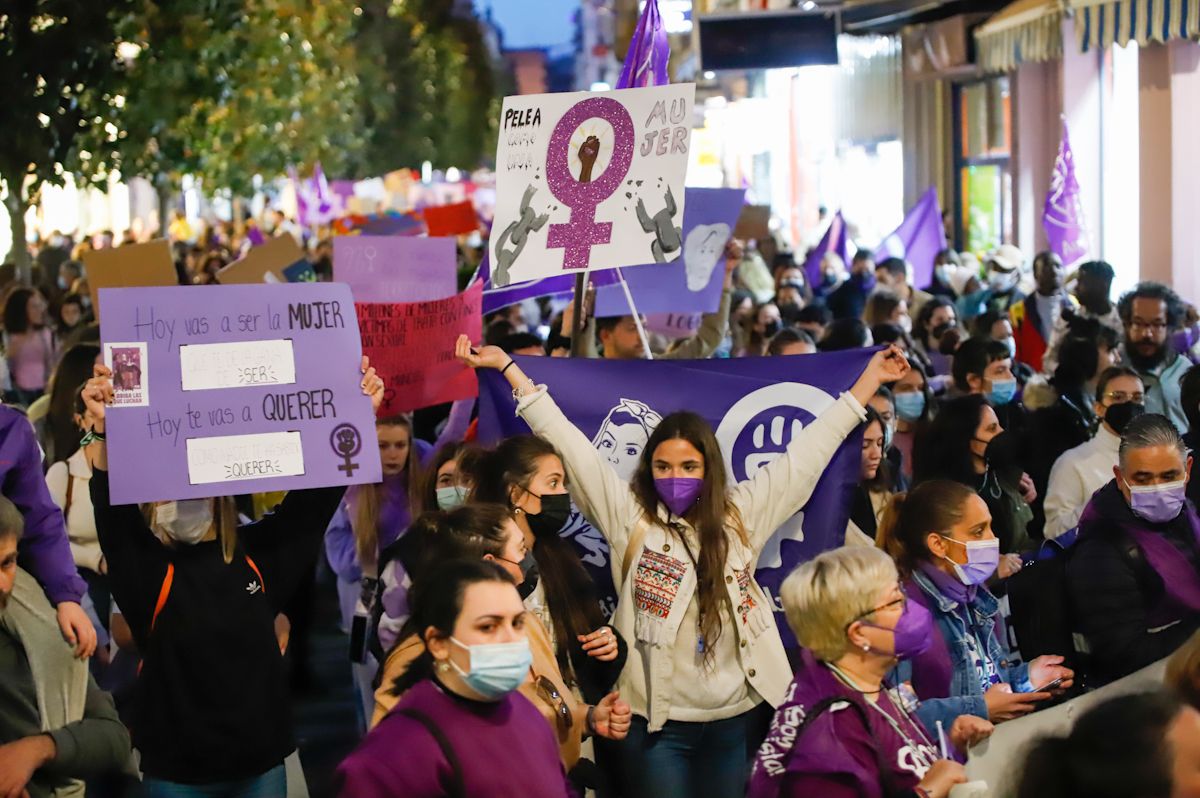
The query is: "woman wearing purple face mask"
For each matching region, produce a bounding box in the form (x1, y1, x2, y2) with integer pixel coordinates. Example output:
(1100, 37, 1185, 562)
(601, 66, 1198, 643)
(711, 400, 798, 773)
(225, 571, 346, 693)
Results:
(456, 335, 910, 798)
(1067, 413, 1200, 688)
(879, 480, 1073, 735)
(748, 546, 985, 798)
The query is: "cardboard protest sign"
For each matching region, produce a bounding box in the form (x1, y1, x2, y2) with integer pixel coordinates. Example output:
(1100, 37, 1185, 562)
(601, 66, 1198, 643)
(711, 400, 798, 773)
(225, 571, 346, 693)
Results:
(99, 283, 381, 504)
(489, 83, 695, 287)
(217, 235, 305, 285)
(333, 237, 457, 303)
(356, 281, 482, 415)
(734, 204, 771, 241)
(593, 187, 744, 316)
(643, 312, 701, 339)
(423, 200, 479, 237)
(83, 240, 177, 323)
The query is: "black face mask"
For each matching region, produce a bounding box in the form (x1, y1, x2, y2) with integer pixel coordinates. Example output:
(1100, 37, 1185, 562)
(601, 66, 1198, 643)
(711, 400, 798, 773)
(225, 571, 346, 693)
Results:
(1104, 402, 1146, 435)
(977, 430, 1020, 476)
(523, 491, 571, 539)
(501, 552, 541, 600)
(763, 320, 782, 338)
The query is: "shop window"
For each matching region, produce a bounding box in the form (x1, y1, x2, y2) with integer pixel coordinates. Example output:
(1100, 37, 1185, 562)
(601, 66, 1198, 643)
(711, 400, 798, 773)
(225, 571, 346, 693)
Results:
(953, 76, 1012, 256)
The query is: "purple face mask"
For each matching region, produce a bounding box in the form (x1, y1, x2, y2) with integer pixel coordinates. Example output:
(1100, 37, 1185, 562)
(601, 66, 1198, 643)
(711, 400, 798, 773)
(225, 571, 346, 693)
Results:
(940, 536, 1001, 586)
(655, 477, 703, 517)
(862, 599, 933, 660)
(1125, 478, 1188, 524)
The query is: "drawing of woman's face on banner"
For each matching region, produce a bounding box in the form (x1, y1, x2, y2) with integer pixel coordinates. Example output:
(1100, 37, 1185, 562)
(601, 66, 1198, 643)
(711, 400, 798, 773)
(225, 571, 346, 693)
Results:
(591, 398, 663, 482)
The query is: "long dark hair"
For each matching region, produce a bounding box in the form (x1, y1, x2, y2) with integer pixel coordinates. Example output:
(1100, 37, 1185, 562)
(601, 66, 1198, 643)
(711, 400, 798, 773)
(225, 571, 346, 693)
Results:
(2, 287, 42, 334)
(418, 441, 479, 514)
(914, 296, 956, 349)
(391, 559, 516, 696)
(861, 406, 893, 493)
(473, 436, 607, 677)
(47, 343, 100, 463)
(632, 411, 746, 662)
(876, 480, 977, 575)
(912, 394, 989, 487)
(1015, 690, 1181, 798)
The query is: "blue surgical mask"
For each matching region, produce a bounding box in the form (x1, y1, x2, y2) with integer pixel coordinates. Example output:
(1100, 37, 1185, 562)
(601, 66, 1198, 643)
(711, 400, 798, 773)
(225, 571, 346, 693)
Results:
(894, 392, 926, 423)
(987, 378, 1018, 406)
(449, 637, 532, 700)
(436, 485, 469, 511)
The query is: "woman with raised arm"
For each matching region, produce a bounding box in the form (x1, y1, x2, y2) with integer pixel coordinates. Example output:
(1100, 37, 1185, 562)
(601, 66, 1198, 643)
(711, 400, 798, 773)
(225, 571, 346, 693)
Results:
(80, 358, 384, 796)
(456, 335, 908, 798)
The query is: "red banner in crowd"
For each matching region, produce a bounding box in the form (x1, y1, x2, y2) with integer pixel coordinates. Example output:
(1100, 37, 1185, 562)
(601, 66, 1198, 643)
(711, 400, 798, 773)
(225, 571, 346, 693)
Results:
(355, 280, 482, 414)
(422, 200, 479, 237)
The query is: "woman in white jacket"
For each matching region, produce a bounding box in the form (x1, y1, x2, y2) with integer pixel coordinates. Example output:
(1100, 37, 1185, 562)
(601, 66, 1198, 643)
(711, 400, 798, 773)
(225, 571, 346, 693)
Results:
(456, 336, 909, 798)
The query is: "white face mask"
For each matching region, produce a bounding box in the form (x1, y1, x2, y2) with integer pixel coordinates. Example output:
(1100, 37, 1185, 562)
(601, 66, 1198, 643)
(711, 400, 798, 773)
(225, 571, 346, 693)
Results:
(154, 499, 214, 545)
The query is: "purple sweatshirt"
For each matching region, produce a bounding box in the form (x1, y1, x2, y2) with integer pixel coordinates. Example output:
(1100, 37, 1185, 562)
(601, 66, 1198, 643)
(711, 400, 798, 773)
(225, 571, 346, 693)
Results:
(334, 678, 574, 798)
(749, 649, 938, 798)
(0, 406, 85, 604)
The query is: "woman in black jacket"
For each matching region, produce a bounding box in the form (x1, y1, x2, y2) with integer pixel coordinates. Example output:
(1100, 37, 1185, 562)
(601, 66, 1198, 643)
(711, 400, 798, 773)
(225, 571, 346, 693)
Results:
(79, 358, 383, 795)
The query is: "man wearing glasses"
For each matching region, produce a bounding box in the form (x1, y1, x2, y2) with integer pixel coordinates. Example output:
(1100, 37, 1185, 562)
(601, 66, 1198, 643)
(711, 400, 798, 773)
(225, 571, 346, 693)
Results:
(1118, 282, 1192, 432)
(1043, 367, 1146, 539)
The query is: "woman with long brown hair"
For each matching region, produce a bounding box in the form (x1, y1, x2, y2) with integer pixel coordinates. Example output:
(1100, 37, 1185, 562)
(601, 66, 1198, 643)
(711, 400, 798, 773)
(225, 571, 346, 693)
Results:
(456, 335, 908, 798)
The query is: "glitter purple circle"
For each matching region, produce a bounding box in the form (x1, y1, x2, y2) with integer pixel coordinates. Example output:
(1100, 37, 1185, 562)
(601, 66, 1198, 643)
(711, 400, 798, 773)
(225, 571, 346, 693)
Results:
(545, 97, 634, 207)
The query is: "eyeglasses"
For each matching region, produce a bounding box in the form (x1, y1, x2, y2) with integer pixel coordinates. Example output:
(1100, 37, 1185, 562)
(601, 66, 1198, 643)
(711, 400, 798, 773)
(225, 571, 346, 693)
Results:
(846, 585, 907, 630)
(535, 675, 573, 733)
(1103, 391, 1145, 403)
(1129, 321, 1168, 333)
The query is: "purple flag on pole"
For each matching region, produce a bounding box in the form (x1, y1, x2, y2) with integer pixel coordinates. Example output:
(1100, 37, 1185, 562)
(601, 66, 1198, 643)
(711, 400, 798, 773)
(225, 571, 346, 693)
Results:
(801, 211, 850, 290)
(1043, 120, 1089, 266)
(616, 0, 670, 90)
(477, 348, 873, 642)
(873, 186, 947, 290)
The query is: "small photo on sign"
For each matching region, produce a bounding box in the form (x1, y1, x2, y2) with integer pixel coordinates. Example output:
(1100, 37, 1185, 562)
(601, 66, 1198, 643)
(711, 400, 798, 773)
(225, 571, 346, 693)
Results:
(104, 342, 150, 407)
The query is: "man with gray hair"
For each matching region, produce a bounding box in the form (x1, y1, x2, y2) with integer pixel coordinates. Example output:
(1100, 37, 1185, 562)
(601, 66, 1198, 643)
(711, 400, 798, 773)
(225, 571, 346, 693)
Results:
(1067, 413, 1200, 687)
(0, 496, 130, 797)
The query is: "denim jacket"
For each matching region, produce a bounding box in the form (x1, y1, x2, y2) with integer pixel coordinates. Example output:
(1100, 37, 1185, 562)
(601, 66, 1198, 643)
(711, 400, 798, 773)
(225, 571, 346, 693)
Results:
(894, 568, 1032, 733)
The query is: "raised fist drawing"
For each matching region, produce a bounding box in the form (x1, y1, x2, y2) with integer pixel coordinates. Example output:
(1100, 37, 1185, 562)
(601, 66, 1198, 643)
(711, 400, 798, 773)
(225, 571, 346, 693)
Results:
(741, 413, 804, 480)
(578, 135, 601, 183)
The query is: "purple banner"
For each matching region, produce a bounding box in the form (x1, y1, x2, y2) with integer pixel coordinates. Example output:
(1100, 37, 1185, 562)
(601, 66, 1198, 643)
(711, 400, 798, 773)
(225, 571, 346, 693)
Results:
(1043, 120, 1089, 267)
(594, 187, 745, 317)
(802, 211, 850, 291)
(873, 186, 947, 290)
(477, 349, 871, 638)
(479, 253, 621, 315)
(333, 236, 457, 303)
(616, 0, 670, 90)
(99, 283, 382, 504)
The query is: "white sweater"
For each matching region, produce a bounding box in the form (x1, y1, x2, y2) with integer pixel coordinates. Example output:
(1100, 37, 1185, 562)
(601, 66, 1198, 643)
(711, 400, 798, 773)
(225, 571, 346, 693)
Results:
(44, 450, 102, 573)
(1043, 425, 1121, 540)
(518, 387, 866, 731)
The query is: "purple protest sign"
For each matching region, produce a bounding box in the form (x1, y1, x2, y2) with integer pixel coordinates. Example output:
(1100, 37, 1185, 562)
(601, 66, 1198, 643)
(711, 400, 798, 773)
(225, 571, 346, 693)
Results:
(594, 187, 745, 317)
(477, 349, 872, 642)
(99, 283, 382, 504)
(333, 236, 457, 303)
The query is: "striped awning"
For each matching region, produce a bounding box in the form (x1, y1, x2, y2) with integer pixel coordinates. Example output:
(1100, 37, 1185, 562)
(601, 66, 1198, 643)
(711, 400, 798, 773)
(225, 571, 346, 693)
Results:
(975, 0, 1067, 72)
(1071, 0, 1200, 51)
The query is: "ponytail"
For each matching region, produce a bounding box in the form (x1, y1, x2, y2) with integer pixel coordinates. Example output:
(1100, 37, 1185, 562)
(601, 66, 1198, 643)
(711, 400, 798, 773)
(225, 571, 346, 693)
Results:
(875, 480, 975, 576)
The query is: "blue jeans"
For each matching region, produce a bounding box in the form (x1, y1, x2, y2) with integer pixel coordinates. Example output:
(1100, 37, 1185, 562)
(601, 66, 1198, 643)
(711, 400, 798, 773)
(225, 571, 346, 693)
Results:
(617, 704, 771, 798)
(141, 764, 286, 798)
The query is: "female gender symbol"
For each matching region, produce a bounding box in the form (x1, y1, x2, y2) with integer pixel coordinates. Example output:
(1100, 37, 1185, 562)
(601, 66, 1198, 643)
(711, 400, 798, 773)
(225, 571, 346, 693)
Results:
(544, 97, 635, 271)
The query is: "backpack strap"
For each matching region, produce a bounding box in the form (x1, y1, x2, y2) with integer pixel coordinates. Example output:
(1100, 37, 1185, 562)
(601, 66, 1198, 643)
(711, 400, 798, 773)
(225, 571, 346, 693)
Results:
(620, 513, 652, 586)
(397, 708, 466, 798)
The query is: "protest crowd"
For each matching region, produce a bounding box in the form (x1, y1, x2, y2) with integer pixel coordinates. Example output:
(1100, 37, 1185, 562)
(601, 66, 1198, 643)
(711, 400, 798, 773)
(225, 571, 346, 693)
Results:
(6, 9, 1200, 798)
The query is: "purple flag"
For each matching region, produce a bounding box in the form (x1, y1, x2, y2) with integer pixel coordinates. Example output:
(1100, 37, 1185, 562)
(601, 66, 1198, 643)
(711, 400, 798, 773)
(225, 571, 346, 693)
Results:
(1043, 120, 1089, 266)
(593, 187, 745, 317)
(478, 348, 873, 641)
(873, 186, 947, 290)
(480, 253, 621, 315)
(802, 211, 850, 290)
(616, 0, 670, 90)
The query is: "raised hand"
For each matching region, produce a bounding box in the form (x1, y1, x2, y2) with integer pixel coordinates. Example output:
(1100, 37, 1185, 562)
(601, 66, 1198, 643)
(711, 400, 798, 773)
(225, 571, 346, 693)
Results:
(454, 335, 509, 371)
(359, 356, 385, 412)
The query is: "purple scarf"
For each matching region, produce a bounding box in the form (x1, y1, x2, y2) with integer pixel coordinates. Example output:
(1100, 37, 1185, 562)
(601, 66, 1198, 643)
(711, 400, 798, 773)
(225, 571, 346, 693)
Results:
(1081, 482, 1200, 621)
(916, 560, 977, 607)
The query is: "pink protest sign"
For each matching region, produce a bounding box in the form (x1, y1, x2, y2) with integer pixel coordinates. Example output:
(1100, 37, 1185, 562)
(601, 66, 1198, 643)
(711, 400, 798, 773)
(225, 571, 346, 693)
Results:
(333, 236, 458, 303)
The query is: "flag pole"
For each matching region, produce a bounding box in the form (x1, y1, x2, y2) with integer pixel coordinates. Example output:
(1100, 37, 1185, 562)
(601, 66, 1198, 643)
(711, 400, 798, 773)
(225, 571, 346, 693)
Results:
(569, 272, 591, 358)
(616, 267, 654, 361)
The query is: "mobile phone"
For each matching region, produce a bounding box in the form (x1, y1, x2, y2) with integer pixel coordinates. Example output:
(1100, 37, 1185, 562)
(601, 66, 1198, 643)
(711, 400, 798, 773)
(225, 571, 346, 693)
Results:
(1034, 676, 1064, 692)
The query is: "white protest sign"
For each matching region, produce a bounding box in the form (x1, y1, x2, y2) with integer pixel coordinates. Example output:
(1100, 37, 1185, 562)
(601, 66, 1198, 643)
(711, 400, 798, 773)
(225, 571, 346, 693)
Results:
(179, 340, 297, 391)
(186, 431, 306, 485)
(489, 83, 695, 287)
